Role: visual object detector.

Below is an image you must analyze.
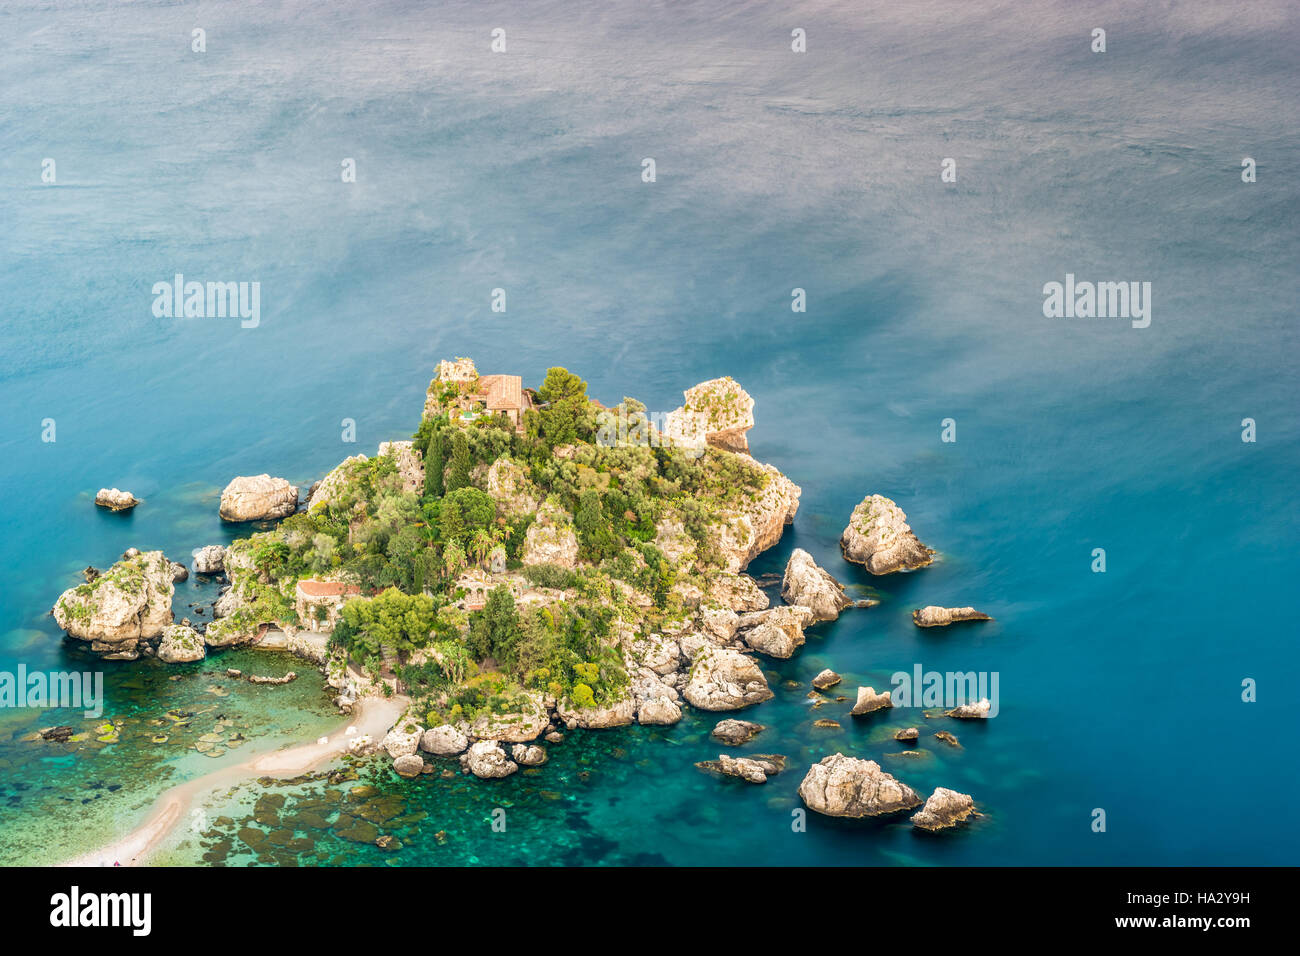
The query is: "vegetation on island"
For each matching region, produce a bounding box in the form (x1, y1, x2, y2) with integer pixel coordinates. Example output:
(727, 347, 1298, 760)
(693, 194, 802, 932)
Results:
(215, 363, 773, 729)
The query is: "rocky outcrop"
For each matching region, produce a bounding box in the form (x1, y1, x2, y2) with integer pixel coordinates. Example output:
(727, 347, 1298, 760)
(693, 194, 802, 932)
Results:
(705, 572, 770, 612)
(558, 694, 636, 730)
(781, 549, 851, 621)
(712, 719, 764, 746)
(849, 686, 893, 716)
(683, 647, 774, 711)
(219, 475, 299, 522)
(521, 503, 579, 568)
(486, 458, 541, 517)
(711, 463, 801, 573)
(52, 550, 174, 660)
(156, 624, 205, 663)
(894, 727, 920, 742)
(420, 725, 469, 756)
(632, 674, 682, 726)
(696, 753, 786, 784)
(663, 377, 756, 454)
(736, 605, 812, 659)
(377, 440, 425, 495)
(912, 606, 992, 628)
(307, 454, 367, 513)
(945, 699, 991, 719)
(840, 495, 934, 574)
(797, 754, 922, 818)
(812, 668, 842, 690)
(470, 693, 550, 741)
(460, 740, 518, 778)
(94, 488, 139, 511)
(911, 787, 976, 831)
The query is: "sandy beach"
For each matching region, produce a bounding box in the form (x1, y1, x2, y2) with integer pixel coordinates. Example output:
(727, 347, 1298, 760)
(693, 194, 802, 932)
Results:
(59, 695, 408, 867)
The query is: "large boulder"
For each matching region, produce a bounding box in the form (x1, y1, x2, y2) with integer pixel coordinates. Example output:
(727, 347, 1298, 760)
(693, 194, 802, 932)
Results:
(631, 673, 682, 726)
(156, 624, 205, 664)
(219, 474, 299, 522)
(782, 549, 851, 622)
(192, 545, 226, 575)
(94, 488, 139, 511)
(840, 495, 934, 574)
(52, 550, 174, 660)
(912, 606, 992, 628)
(683, 647, 774, 711)
(460, 740, 518, 779)
(797, 754, 922, 818)
(736, 605, 813, 659)
(510, 744, 548, 766)
(420, 725, 469, 756)
(705, 572, 770, 612)
(381, 727, 423, 759)
(849, 686, 893, 716)
(945, 699, 991, 719)
(911, 787, 976, 831)
(392, 754, 425, 778)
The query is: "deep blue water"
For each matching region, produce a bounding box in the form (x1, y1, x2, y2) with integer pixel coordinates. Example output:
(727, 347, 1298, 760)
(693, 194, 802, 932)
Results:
(2, 0, 1297, 865)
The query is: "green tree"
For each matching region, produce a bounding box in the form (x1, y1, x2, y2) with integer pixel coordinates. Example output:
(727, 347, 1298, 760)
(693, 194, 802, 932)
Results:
(439, 486, 496, 544)
(537, 367, 587, 404)
(447, 430, 472, 491)
(574, 489, 619, 562)
(466, 586, 523, 671)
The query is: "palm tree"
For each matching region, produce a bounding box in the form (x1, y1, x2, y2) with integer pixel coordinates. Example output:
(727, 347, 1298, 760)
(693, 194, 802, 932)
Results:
(470, 528, 494, 568)
(442, 541, 466, 582)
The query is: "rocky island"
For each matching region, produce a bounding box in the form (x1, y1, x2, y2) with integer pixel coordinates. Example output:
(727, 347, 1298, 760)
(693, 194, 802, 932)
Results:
(47, 357, 983, 841)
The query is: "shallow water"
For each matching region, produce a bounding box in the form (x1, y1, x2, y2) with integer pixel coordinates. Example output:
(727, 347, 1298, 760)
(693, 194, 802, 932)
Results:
(1, 0, 1297, 865)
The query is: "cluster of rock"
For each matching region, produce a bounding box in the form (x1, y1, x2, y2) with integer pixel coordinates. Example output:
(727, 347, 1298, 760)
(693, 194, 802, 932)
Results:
(52, 551, 175, 661)
(796, 753, 976, 831)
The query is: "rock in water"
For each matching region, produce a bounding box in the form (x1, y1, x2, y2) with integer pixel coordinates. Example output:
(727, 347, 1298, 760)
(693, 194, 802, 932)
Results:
(811, 668, 842, 690)
(894, 727, 920, 742)
(911, 787, 976, 831)
(511, 744, 548, 766)
(912, 606, 992, 628)
(735, 605, 813, 659)
(840, 494, 934, 574)
(849, 686, 893, 716)
(711, 719, 765, 746)
(945, 699, 991, 719)
(381, 727, 423, 759)
(51, 550, 174, 660)
(392, 754, 425, 779)
(460, 740, 518, 778)
(157, 624, 205, 663)
(781, 549, 851, 621)
(797, 753, 922, 817)
(218, 474, 299, 522)
(193, 545, 226, 574)
(94, 488, 139, 511)
(696, 753, 786, 784)
(682, 647, 774, 710)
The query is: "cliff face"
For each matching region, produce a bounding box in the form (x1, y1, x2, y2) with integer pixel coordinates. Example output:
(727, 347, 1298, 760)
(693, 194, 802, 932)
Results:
(710, 462, 801, 572)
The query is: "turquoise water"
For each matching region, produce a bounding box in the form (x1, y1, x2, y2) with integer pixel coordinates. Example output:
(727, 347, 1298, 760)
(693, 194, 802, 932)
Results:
(2, 0, 1297, 865)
